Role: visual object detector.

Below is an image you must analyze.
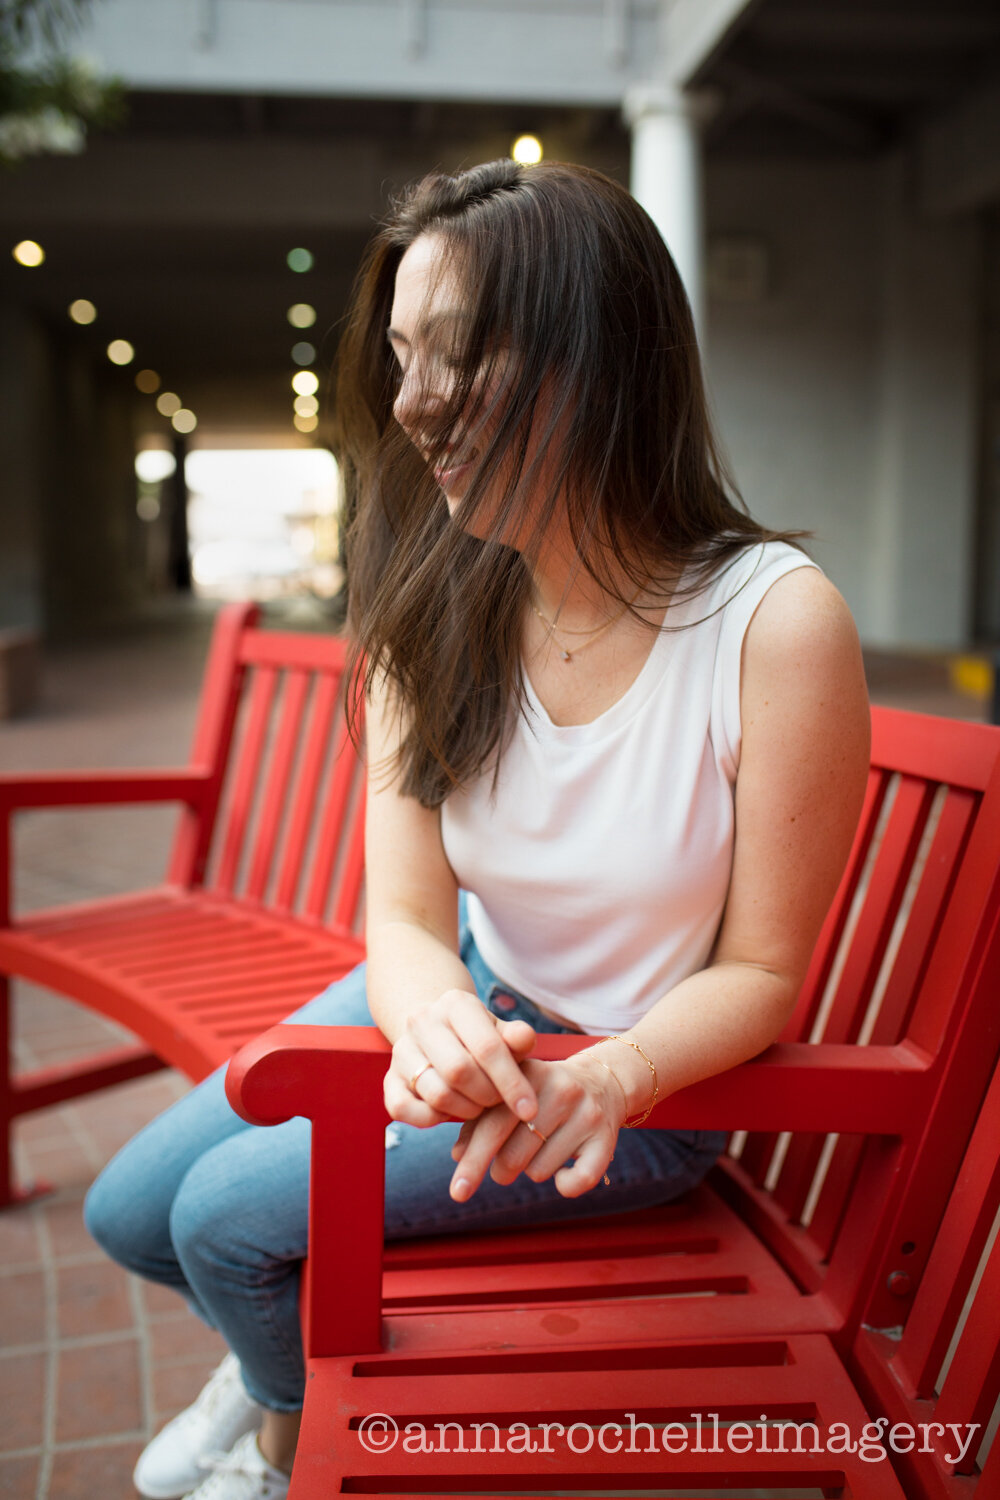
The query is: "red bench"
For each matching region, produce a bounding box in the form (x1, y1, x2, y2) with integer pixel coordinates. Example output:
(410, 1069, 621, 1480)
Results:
(3, 604, 999, 1494)
(227, 703, 1000, 1498)
(0, 602, 365, 1206)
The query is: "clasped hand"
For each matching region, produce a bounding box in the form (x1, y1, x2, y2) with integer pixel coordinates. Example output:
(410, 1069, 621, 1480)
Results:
(384, 990, 625, 1201)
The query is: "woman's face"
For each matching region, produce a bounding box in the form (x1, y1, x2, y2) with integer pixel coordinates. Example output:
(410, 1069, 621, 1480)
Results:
(388, 233, 481, 511)
(388, 232, 566, 551)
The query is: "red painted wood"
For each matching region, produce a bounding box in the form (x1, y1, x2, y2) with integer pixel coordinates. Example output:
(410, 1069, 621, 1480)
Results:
(302, 716, 361, 926)
(245, 669, 311, 903)
(860, 760, 1000, 1332)
(238, 629, 348, 674)
(168, 601, 257, 886)
(214, 665, 279, 896)
(274, 672, 339, 912)
(772, 774, 937, 1224)
(289, 1332, 907, 1498)
(804, 789, 981, 1264)
(0, 609, 366, 1204)
(11, 1045, 164, 1111)
(895, 1065, 1000, 1404)
(330, 775, 366, 934)
(738, 765, 890, 1189)
(849, 1067, 1000, 1496)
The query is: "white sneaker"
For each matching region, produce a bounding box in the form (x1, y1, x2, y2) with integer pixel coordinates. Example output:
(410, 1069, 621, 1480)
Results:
(133, 1353, 263, 1499)
(181, 1432, 290, 1500)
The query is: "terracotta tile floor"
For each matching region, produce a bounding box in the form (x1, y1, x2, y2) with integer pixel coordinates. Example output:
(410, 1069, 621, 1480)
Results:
(0, 597, 992, 1500)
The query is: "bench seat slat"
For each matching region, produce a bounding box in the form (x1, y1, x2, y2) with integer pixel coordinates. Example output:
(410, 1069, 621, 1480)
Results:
(1, 889, 363, 1080)
(296, 1332, 905, 1498)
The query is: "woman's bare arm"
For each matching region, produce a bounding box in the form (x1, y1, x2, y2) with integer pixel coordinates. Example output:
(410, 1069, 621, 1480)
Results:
(364, 675, 538, 1126)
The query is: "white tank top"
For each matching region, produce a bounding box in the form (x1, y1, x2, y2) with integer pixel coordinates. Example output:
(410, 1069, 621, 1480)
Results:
(441, 541, 819, 1034)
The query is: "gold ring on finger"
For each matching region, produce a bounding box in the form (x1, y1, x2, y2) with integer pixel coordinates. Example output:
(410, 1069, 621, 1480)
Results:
(409, 1062, 432, 1094)
(524, 1120, 548, 1144)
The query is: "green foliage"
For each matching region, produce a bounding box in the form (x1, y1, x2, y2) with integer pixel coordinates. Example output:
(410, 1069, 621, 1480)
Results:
(0, 0, 123, 166)
(1, 0, 91, 54)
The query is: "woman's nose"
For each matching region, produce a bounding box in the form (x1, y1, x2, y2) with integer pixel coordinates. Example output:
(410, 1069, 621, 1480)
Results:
(393, 360, 449, 435)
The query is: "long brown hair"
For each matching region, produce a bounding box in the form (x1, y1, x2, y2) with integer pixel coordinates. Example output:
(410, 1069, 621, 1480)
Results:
(335, 159, 802, 807)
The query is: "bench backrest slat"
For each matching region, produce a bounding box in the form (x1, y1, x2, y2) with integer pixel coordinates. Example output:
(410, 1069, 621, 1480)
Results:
(852, 1060, 1000, 1494)
(244, 668, 312, 903)
(302, 715, 363, 927)
(273, 671, 341, 911)
(178, 607, 365, 936)
(214, 665, 280, 896)
(895, 1064, 1000, 1408)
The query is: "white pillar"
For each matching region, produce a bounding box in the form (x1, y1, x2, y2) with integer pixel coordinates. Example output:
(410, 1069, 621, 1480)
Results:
(624, 82, 707, 336)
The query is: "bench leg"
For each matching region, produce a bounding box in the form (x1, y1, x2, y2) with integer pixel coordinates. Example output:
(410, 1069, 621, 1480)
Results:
(0, 974, 167, 1209)
(0, 972, 51, 1209)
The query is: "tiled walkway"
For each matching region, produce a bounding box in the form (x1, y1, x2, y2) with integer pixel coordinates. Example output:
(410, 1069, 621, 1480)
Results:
(0, 600, 992, 1499)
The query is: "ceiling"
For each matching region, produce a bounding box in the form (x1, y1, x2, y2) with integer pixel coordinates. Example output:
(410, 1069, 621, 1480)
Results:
(2, 0, 997, 442)
(696, 0, 1000, 156)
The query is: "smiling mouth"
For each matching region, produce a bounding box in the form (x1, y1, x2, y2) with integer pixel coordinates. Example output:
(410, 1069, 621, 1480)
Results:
(432, 450, 477, 487)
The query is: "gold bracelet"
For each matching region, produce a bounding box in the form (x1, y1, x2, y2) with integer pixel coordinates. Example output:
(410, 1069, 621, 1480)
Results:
(601, 1035, 659, 1127)
(591, 1056, 629, 1123)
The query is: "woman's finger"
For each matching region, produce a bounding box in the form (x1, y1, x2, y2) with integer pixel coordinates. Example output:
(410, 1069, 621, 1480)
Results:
(404, 995, 537, 1118)
(384, 1066, 453, 1127)
(448, 1106, 520, 1201)
(551, 1133, 615, 1198)
(449, 1005, 538, 1120)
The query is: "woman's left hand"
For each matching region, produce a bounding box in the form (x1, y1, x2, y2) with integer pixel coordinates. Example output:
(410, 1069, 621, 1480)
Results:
(448, 1050, 627, 1201)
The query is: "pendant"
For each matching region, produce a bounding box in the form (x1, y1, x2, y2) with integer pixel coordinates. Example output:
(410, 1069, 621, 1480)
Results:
(561, 649, 572, 662)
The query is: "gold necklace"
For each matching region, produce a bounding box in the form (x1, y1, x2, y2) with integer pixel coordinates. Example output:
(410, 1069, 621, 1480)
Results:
(530, 591, 639, 663)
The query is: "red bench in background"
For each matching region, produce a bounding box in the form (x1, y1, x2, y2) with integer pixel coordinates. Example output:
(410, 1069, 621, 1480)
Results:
(0, 602, 365, 1206)
(3, 603, 999, 1495)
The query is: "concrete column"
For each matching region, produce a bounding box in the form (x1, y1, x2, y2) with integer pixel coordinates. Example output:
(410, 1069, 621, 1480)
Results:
(624, 82, 708, 335)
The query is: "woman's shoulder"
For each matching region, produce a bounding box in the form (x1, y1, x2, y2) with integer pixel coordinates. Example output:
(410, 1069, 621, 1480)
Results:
(706, 540, 865, 778)
(742, 564, 866, 719)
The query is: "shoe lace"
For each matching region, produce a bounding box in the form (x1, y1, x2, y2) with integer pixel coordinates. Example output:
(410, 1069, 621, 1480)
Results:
(195, 1443, 272, 1497)
(194, 1357, 243, 1422)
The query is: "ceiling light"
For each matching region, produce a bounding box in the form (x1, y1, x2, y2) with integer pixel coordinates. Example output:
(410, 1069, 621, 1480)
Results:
(287, 247, 314, 273)
(512, 135, 543, 165)
(292, 370, 319, 397)
(135, 450, 177, 483)
(287, 303, 316, 328)
(12, 239, 45, 267)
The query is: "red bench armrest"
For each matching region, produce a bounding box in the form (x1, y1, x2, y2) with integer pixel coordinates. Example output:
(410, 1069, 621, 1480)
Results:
(225, 1026, 933, 1357)
(227, 1026, 932, 1136)
(0, 768, 211, 811)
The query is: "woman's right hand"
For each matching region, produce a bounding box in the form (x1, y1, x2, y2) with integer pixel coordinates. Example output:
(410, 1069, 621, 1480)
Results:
(384, 989, 539, 1128)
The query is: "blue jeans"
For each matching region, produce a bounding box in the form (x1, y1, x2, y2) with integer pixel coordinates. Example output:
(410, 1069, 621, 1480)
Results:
(84, 923, 726, 1411)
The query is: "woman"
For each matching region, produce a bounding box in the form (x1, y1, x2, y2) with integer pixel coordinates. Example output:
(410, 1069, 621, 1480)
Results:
(85, 159, 870, 1500)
